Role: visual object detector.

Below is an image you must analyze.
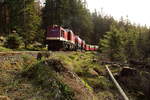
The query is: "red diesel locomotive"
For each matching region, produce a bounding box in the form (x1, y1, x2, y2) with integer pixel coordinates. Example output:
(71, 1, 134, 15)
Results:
(46, 25, 99, 51)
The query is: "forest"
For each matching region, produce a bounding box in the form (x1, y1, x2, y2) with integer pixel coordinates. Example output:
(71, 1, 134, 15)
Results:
(0, 0, 150, 63)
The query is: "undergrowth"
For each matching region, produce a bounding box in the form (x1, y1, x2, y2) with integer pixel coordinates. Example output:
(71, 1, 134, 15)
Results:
(21, 60, 75, 100)
(0, 52, 121, 100)
(50, 51, 120, 100)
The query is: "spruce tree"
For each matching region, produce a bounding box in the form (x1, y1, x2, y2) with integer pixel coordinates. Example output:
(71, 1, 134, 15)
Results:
(7, 0, 41, 48)
(99, 25, 125, 62)
(42, 0, 93, 43)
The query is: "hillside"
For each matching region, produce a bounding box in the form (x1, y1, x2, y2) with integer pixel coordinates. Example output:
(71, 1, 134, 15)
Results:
(0, 51, 122, 100)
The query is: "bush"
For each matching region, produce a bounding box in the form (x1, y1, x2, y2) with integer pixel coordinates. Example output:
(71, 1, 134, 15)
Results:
(4, 34, 22, 49)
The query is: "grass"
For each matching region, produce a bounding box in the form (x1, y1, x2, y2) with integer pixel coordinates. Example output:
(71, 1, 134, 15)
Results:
(0, 55, 38, 99)
(0, 46, 12, 52)
(22, 60, 75, 100)
(0, 43, 47, 52)
(51, 51, 99, 73)
(0, 54, 76, 100)
(83, 76, 114, 90)
(16, 46, 47, 51)
(97, 91, 116, 100)
(48, 51, 120, 100)
(0, 51, 122, 100)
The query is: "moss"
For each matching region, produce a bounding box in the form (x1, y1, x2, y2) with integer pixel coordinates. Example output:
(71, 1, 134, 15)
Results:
(80, 78, 93, 92)
(82, 76, 115, 92)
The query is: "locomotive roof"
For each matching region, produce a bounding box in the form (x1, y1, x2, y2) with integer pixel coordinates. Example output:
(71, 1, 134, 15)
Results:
(65, 29, 72, 32)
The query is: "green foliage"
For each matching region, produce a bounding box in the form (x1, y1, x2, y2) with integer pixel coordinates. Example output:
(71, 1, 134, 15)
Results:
(83, 76, 114, 91)
(20, 0, 42, 48)
(0, 53, 76, 100)
(99, 18, 150, 63)
(91, 11, 116, 44)
(81, 78, 93, 91)
(42, 0, 93, 42)
(49, 80, 75, 100)
(1, 0, 43, 48)
(0, 46, 12, 51)
(1, 0, 150, 63)
(4, 34, 22, 49)
(22, 61, 75, 100)
(124, 28, 139, 60)
(137, 31, 150, 61)
(100, 25, 125, 62)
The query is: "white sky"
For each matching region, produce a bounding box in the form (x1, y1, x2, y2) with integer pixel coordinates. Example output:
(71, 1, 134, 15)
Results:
(40, 0, 150, 26)
(87, 0, 150, 26)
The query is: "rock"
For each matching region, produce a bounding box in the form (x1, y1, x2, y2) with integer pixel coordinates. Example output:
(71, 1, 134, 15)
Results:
(118, 67, 141, 89)
(119, 67, 138, 77)
(11, 62, 17, 65)
(93, 68, 102, 75)
(46, 59, 67, 72)
(37, 52, 42, 60)
(92, 58, 97, 63)
(111, 64, 120, 68)
(140, 72, 150, 99)
(129, 59, 145, 66)
(118, 67, 150, 99)
(101, 61, 113, 65)
(114, 73, 119, 80)
(89, 69, 99, 76)
(37, 51, 51, 60)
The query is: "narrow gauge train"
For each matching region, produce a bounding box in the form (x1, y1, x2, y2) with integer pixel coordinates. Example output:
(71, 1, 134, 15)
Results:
(46, 25, 99, 51)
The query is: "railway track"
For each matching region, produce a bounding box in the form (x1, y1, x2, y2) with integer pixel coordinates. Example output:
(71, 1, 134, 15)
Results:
(0, 51, 41, 63)
(0, 51, 69, 63)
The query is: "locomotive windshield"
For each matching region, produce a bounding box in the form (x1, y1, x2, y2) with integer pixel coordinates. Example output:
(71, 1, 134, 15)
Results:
(50, 29, 59, 34)
(47, 27, 60, 37)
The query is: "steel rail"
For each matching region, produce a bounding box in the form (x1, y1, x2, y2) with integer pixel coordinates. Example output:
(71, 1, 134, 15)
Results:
(105, 65, 129, 100)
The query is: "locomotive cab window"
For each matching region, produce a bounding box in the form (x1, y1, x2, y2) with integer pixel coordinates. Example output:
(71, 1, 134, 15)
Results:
(68, 32, 71, 40)
(61, 30, 64, 37)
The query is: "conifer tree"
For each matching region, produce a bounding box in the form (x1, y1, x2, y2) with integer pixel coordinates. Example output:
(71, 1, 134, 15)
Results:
(91, 11, 116, 44)
(7, 0, 41, 48)
(124, 28, 139, 61)
(99, 25, 125, 62)
(42, 0, 93, 42)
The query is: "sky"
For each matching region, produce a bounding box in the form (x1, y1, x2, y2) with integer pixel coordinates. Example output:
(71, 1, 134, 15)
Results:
(40, 0, 150, 26)
(86, 0, 150, 26)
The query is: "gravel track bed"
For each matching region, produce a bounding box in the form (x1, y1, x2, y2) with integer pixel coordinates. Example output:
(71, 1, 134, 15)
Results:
(0, 51, 40, 63)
